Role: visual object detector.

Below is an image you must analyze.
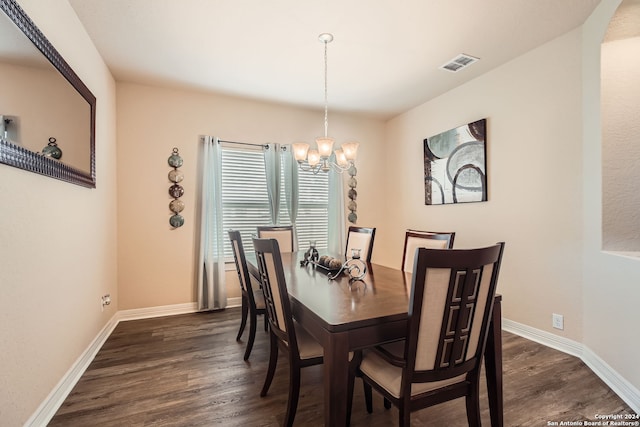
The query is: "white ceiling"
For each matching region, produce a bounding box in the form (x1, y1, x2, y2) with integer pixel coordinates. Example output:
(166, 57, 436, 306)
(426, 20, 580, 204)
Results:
(68, 0, 602, 120)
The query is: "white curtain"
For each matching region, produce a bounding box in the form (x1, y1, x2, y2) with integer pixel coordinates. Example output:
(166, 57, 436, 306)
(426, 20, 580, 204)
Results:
(197, 135, 227, 311)
(283, 146, 300, 251)
(264, 143, 281, 225)
(328, 154, 346, 255)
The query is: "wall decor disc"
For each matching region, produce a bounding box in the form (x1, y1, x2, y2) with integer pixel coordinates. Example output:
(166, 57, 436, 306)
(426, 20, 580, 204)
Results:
(169, 214, 184, 228)
(168, 147, 183, 168)
(42, 137, 63, 159)
(169, 184, 184, 198)
(169, 199, 185, 213)
(168, 169, 184, 183)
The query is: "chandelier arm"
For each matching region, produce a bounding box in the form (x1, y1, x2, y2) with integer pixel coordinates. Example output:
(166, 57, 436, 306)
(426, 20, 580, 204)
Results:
(328, 161, 353, 173)
(296, 161, 323, 175)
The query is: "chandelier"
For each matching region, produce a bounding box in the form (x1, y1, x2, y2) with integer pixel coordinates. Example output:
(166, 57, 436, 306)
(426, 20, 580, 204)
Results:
(292, 33, 359, 174)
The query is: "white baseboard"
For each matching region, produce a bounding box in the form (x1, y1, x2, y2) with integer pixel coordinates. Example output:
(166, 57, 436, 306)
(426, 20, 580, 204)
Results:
(25, 313, 120, 427)
(582, 347, 640, 414)
(116, 299, 243, 321)
(226, 296, 242, 308)
(502, 318, 583, 358)
(117, 302, 198, 321)
(503, 318, 640, 414)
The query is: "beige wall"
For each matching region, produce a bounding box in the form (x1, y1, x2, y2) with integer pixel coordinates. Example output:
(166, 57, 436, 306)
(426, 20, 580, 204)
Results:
(116, 83, 385, 309)
(0, 0, 117, 425)
(382, 29, 585, 340)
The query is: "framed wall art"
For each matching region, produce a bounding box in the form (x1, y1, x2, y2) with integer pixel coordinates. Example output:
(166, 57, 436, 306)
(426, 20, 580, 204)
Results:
(423, 118, 487, 205)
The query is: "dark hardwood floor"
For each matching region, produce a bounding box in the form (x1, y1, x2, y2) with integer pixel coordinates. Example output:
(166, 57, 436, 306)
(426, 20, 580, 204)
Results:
(49, 308, 634, 426)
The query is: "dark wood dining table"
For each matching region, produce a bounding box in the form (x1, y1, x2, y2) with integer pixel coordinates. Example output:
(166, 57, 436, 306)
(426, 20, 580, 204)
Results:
(247, 252, 503, 427)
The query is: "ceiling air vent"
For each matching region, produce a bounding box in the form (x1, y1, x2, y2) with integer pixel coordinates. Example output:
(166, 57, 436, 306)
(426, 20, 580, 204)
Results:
(439, 54, 479, 72)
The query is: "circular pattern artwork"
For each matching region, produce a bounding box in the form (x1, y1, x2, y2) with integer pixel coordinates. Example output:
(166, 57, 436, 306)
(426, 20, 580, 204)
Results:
(168, 147, 184, 228)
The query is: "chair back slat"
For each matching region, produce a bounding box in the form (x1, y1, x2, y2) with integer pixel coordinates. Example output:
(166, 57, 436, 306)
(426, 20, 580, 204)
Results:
(406, 243, 504, 384)
(253, 237, 297, 345)
(402, 230, 455, 271)
(345, 226, 376, 262)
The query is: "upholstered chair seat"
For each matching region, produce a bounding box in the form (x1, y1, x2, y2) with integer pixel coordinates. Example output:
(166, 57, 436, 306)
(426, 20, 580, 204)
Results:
(359, 351, 466, 398)
(293, 321, 324, 359)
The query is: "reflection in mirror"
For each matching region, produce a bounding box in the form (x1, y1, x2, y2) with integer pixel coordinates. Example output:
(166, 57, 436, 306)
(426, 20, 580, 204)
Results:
(0, 0, 96, 188)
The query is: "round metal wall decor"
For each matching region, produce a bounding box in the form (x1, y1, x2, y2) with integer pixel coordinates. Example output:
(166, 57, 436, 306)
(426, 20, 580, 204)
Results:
(169, 199, 185, 213)
(347, 165, 358, 223)
(168, 169, 184, 183)
(42, 137, 62, 159)
(167, 148, 183, 168)
(169, 184, 184, 198)
(168, 147, 184, 228)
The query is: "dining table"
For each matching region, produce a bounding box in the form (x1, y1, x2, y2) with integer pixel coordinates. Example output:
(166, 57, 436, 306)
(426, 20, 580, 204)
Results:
(246, 251, 503, 427)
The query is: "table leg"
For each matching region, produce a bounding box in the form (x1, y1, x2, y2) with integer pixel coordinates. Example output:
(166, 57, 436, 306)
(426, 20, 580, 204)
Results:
(323, 331, 350, 427)
(485, 296, 503, 427)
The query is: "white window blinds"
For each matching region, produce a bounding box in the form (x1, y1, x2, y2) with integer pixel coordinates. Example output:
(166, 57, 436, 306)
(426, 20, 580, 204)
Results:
(220, 146, 328, 257)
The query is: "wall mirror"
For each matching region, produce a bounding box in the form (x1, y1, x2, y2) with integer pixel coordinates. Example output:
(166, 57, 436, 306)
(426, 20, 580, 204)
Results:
(0, 0, 96, 188)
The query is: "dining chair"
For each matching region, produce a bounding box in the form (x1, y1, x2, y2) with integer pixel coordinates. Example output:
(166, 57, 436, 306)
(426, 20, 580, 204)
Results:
(252, 237, 324, 427)
(256, 225, 296, 252)
(349, 242, 505, 427)
(345, 226, 376, 262)
(228, 230, 267, 361)
(401, 229, 455, 272)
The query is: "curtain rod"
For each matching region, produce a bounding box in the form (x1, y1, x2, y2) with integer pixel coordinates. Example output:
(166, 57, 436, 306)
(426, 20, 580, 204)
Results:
(217, 139, 288, 151)
(218, 139, 269, 149)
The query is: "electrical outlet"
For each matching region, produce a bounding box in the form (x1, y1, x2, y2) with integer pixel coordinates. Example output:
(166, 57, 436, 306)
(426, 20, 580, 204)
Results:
(101, 294, 111, 312)
(552, 313, 564, 330)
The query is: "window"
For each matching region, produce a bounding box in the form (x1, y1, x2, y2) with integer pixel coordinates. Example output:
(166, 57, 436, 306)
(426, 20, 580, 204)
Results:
(220, 145, 328, 258)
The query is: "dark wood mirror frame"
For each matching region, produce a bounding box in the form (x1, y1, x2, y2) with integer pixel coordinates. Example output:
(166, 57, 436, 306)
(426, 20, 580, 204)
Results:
(0, 0, 96, 188)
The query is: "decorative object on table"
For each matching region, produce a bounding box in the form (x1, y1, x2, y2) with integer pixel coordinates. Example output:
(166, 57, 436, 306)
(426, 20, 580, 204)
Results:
(424, 118, 487, 205)
(300, 241, 319, 266)
(291, 33, 360, 174)
(42, 137, 62, 159)
(347, 165, 357, 223)
(327, 248, 367, 283)
(168, 147, 184, 228)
